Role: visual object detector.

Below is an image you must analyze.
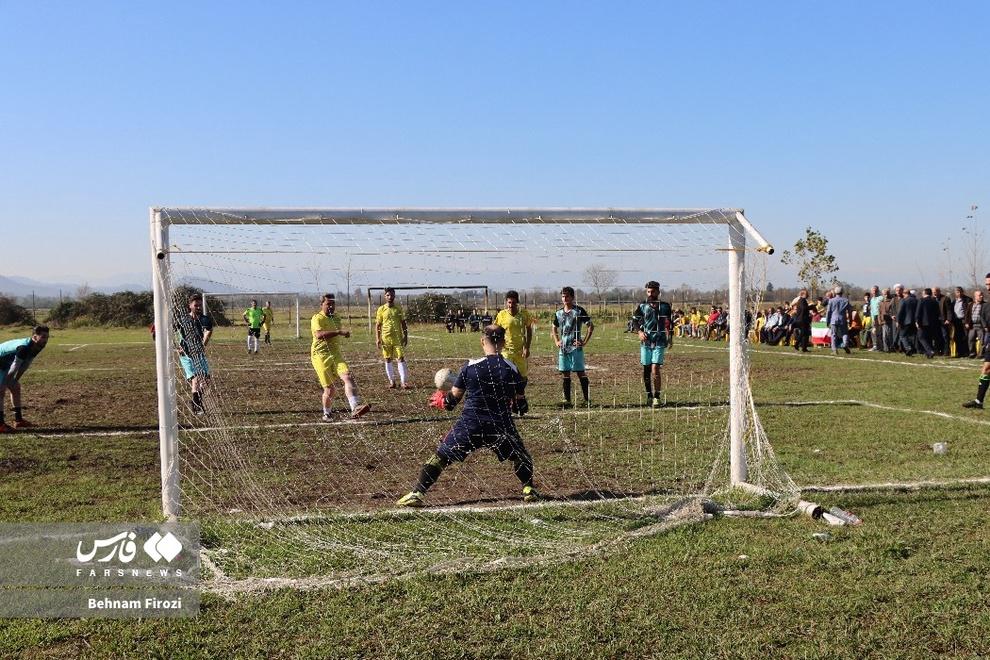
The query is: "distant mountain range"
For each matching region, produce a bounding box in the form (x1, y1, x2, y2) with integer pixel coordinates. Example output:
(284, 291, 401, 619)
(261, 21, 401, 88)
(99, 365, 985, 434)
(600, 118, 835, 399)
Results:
(0, 273, 151, 298)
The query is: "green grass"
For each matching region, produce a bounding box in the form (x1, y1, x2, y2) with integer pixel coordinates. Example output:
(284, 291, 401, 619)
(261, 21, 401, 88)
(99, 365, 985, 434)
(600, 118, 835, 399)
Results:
(1, 324, 989, 657)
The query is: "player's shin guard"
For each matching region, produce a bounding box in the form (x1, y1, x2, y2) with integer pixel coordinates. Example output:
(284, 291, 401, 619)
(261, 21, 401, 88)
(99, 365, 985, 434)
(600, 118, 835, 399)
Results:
(397, 361, 408, 385)
(977, 375, 990, 404)
(579, 376, 590, 402)
(511, 450, 534, 487)
(384, 361, 395, 384)
(415, 454, 450, 493)
(562, 376, 572, 402)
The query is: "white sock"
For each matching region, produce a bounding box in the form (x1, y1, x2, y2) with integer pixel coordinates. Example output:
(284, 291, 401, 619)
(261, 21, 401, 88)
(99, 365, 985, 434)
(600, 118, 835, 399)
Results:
(397, 361, 408, 385)
(247, 336, 252, 350)
(323, 406, 332, 415)
(347, 394, 360, 411)
(385, 361, 395, 383)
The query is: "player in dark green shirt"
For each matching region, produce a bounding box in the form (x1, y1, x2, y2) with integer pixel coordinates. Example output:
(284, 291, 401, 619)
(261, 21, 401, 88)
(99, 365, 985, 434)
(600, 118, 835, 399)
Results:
(631, 280, 673, 408)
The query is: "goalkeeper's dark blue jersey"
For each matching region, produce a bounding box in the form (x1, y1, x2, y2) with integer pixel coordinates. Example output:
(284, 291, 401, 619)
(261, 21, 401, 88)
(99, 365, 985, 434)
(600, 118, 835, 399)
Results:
(453, 355, 521, 425)
(632, 300, 673, 346)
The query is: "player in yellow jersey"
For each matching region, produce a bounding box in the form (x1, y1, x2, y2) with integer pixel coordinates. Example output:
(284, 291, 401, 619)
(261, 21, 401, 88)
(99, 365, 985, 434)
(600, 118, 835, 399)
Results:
(261, 300, 274, 345)
(243, 299, 264, 354)
(494, 290, 534, 415)
(311, 293, 371, 421)
(375, 287, 411, 389)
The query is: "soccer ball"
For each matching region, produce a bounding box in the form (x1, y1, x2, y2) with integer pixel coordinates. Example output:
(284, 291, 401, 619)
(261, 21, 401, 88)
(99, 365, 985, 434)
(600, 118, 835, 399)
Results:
(434, 367, 458, 391)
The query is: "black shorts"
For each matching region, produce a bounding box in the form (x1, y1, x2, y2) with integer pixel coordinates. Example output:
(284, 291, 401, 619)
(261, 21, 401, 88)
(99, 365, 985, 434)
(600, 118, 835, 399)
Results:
(437, 419, 527, 463)
(248, 327, 261, 338)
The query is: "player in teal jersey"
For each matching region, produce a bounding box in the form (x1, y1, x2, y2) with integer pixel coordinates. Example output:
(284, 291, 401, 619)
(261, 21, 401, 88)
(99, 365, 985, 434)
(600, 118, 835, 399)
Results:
(243, 299, 264, 354)
(0, 325, 50, 433)
(631, 281, 673, 408)
(552, 286, 594, 407)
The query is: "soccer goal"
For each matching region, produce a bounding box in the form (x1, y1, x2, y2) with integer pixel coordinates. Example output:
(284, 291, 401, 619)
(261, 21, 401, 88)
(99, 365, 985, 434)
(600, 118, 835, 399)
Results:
(201, 291, 302, 339)
(150, 207, 796, 584)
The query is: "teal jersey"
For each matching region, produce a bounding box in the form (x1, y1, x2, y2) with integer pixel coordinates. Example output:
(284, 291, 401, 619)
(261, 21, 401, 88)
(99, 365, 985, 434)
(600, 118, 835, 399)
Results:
(632, 300, 673, 346)
(553, 305, 592, 354)
(0, 337, 38, 377)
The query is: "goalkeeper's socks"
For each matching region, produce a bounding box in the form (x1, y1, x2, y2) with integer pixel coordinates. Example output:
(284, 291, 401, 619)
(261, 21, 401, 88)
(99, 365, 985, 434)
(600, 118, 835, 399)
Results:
(13, 407, 23, 422)
(977, 375, 990, 404)
(347, 394, 360, 412)
(579, 376, 590, 402)
(397, 361, 409, 385)
(192, 391, 202, 406)
(415, 462, 445, 493)
(562, 377, 572, 402)
(384, 361, 395, 384)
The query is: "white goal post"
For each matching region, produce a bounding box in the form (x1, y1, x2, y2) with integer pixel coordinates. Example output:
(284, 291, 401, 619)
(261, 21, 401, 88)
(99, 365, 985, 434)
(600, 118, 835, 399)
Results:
(150, 207, 774, 520)
(201, 291, 301, 339)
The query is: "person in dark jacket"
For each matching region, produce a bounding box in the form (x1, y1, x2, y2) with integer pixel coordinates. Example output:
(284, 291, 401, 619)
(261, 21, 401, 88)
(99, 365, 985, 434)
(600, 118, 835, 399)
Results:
(916, 288, 941, 359)
(933, 286, 952, 355)
(966, 290, 985, 359)
(897, 289, 919, 356)
(791, 290, 812, 352)
(962, 274, 990, 409)
(950, 287, 973, 358)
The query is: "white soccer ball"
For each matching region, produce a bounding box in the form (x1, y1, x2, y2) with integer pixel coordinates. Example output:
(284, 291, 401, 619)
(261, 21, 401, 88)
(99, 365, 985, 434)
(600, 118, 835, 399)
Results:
(434, 367, 459, 391)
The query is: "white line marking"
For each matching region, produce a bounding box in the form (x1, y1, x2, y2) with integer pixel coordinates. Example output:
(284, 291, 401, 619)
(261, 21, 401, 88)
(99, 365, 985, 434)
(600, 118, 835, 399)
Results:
(67, 344, 90, 352)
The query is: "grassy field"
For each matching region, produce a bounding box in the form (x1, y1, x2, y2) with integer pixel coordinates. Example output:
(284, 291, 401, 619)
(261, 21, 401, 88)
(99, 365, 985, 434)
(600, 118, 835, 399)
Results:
(1, 321, 989, 657)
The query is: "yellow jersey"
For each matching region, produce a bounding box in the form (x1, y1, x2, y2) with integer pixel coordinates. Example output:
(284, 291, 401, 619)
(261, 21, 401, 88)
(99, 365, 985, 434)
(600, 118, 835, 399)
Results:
(311, 312, 342, 358)
(375, 304, 405, 342)
(494, 308, 534, 355)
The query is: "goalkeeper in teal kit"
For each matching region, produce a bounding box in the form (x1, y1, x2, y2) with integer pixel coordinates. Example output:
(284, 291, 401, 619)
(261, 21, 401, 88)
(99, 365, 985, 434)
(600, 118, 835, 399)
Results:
(396, 325, 539, 507)
(0, 325, 50, 433)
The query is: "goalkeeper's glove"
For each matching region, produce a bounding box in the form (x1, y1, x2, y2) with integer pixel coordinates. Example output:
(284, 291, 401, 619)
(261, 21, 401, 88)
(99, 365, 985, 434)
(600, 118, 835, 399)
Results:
(429, 390, 457, 411)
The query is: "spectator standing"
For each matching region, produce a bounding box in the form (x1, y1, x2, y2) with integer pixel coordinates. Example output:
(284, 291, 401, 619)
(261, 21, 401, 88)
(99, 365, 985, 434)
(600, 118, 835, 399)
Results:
(966, 290, 985, 359)
(916, 288, 942, 359)
(897, 289, 919, 356)
(869, 286, 883, 351)
(950, 287, 972, 358)
(825, 286, 852, 355)
(791, 290, 811, 352)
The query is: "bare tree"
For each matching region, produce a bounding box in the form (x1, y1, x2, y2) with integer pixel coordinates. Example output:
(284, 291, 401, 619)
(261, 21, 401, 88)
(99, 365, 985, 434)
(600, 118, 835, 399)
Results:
(75, 283, 92, 299)
(583, 263, 618, 306)
(962, 205, 985, 291)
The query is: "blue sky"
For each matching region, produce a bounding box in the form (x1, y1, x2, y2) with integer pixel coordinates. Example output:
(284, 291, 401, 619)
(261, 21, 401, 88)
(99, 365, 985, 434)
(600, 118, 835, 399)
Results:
(1, 2, 987, 290)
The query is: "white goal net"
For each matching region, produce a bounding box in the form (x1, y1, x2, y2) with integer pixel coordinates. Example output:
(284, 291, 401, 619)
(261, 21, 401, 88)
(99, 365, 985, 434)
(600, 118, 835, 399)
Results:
(150, 208, 797, 586)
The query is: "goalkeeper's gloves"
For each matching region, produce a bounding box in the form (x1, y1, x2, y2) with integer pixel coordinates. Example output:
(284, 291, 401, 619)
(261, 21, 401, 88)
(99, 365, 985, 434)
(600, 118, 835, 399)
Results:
(429, 390, 457, 411)
(516, 396, 529, 415)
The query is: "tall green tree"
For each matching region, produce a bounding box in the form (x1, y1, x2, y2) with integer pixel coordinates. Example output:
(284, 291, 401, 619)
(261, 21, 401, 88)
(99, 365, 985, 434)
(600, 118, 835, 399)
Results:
(780, 227, 839, 298)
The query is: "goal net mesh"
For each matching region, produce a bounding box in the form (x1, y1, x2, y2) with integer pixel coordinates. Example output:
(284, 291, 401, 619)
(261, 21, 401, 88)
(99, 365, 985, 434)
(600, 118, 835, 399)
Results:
(155, 208, 797, 587)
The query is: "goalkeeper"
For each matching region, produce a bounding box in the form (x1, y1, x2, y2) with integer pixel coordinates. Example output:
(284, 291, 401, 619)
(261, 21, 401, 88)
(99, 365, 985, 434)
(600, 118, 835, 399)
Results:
(243, 299, 264, 354)
(397, 325, 539, 507)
